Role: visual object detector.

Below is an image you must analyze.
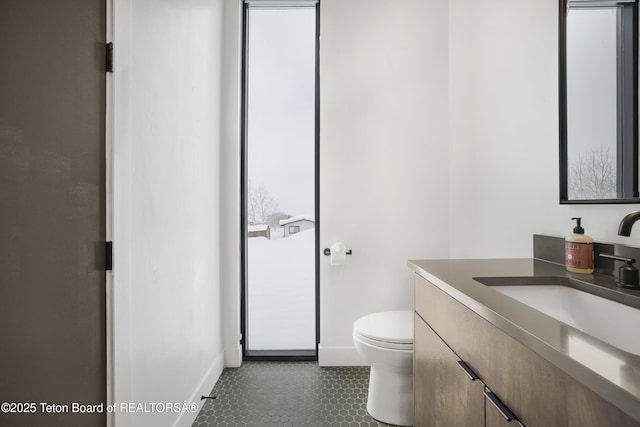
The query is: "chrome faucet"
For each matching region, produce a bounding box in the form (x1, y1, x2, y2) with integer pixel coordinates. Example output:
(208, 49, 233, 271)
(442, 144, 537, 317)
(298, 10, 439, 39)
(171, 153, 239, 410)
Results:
(618, 211, 640, 236)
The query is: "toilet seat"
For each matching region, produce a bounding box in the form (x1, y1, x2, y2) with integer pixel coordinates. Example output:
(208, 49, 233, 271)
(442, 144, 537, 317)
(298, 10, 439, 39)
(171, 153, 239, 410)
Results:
(354, 332, 414, 350)
(353, 310, 413, 350)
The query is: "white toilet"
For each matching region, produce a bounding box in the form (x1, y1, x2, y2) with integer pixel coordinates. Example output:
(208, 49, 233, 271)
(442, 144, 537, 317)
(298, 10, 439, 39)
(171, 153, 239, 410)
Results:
(353, 310, 414, 426)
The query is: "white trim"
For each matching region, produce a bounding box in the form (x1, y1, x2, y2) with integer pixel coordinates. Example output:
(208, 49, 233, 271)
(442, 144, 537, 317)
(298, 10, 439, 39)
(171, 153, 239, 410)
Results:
(111, 1, 134, 425)
(318, 344, 367, 367)
(221, 0, 244, 373)
(105, 1, 114, 426)
(245, 0, 318, 7)
(225, 344, 243, 369)
(172, 352, 225, 427)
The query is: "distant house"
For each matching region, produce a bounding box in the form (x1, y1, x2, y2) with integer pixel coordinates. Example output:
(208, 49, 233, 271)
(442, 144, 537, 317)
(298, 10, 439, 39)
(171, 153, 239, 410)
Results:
(248, 224, 271, 239)
(280, 215, 315, 237)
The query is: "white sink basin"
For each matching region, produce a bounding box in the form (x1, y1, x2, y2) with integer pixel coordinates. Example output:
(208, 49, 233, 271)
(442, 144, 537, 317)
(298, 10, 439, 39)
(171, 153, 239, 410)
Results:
(492, 284, 640, 355)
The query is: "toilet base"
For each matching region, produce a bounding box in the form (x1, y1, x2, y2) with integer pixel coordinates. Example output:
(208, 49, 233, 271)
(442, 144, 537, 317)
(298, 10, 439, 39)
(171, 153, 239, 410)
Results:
(366, 364, 413, 426)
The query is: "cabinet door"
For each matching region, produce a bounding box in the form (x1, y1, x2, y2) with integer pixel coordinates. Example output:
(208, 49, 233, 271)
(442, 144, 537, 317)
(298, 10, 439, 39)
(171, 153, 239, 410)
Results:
(414, 313, 484, 427)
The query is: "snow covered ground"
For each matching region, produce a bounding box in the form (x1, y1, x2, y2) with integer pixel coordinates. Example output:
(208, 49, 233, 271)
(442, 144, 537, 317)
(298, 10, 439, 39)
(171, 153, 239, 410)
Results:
(247, 228, 316, 350)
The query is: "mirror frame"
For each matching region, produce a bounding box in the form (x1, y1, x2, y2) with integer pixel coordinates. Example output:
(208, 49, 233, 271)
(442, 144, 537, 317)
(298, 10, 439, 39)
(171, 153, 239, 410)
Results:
(559, 0, 640, 204)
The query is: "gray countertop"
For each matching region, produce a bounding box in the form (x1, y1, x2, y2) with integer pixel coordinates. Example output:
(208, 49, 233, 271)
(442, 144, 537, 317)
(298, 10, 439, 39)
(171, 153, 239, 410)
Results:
(408, 258, 640, 422)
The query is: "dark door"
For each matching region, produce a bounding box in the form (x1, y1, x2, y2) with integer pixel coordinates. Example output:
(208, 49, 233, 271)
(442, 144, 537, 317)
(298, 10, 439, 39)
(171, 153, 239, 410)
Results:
(0, 1, 106, 426)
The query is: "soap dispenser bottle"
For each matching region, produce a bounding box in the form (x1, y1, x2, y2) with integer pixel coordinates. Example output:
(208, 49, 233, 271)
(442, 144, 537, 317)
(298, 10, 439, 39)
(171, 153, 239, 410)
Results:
(565, 217, 594, 274)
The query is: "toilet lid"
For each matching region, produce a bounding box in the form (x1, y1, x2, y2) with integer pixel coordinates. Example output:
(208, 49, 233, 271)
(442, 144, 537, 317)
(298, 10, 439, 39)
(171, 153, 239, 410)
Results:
(353, 310, 413, 345)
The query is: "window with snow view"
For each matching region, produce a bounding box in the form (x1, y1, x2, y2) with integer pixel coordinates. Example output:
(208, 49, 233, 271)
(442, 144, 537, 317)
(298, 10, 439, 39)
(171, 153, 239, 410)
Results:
(242, 1, 318, 357)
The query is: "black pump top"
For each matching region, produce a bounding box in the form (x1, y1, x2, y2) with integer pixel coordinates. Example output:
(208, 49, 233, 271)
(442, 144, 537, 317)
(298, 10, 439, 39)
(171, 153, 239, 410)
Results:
(571, 217, 584, 234)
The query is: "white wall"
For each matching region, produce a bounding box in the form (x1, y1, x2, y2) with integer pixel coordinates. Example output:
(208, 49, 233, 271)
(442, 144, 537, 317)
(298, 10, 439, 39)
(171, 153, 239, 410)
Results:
(448, 0, 560, 257)
(319, 0, 450, 365)
(220, 0, 243, 369)
(448, 0, 639, 258)
(318, 0, 640, 366)
(112, 1, 227, 426)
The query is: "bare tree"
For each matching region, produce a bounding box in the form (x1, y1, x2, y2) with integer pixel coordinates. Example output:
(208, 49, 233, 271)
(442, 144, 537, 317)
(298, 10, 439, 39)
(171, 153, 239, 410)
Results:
(568, 146, 616, 199)
(248, 181, 280, 225)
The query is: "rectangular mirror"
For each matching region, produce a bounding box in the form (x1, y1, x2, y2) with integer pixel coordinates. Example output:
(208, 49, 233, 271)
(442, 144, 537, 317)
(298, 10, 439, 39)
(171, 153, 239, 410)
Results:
(560, 0, 639, 203)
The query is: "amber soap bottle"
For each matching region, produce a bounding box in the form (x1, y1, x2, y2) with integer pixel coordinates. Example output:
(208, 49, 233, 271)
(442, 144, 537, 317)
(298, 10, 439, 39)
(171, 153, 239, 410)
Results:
(565, 217, 594, 274)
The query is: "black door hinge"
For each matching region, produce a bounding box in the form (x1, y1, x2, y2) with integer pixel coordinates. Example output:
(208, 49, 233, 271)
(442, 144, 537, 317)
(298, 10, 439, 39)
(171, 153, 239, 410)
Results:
(106, 42, 113, 72)
(106, 241, 113, 271)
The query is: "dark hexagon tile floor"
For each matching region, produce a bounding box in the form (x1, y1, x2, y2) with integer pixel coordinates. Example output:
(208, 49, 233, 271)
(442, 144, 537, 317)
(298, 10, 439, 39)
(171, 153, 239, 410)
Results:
(191, 361, 402, 427)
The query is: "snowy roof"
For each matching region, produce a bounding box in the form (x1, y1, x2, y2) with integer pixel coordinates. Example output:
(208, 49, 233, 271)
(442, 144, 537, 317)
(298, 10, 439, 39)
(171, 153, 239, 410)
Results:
(279, 214, 315, 226)
(248, 224, 269, 232)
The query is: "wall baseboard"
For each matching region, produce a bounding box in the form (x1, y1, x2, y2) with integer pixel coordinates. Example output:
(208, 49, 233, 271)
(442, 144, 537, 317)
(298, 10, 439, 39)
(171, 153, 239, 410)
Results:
(173, 351, 225, 427)
(318, 344, 367, 367)
(224, 344, 242, 368)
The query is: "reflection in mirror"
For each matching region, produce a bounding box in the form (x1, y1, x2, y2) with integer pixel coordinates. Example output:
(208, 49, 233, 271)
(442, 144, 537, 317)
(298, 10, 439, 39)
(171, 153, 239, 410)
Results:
(560, 0, 639, 203)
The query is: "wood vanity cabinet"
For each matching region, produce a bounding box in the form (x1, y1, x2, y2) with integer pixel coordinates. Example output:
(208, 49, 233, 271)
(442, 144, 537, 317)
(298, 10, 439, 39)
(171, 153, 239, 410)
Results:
(414, 309, 524, 427)
(413, 273, 640, 427)
(414, 313, 484, 427)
